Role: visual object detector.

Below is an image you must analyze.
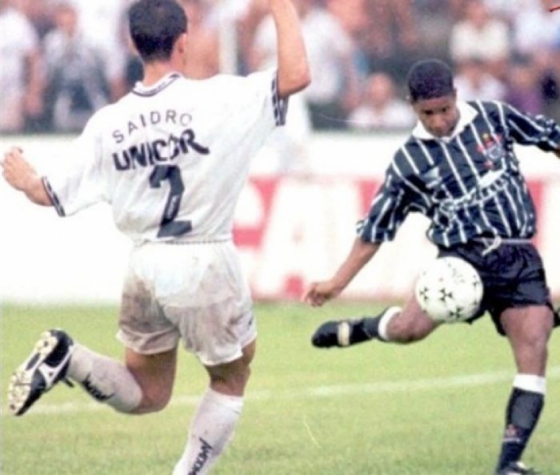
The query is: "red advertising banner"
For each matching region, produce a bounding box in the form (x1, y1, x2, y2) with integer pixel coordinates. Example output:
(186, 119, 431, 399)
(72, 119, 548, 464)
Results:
(234, 176, 559, 301)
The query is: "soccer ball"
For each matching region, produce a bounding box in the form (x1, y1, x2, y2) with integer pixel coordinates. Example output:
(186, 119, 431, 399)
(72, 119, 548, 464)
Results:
(415, 256, 483, 323)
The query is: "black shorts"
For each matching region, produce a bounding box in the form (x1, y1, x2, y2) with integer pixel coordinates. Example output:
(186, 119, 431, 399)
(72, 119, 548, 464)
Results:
(438, 241, 555, 336)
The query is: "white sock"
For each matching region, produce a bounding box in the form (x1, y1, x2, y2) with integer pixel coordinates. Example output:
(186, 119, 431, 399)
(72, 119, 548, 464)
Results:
(513, 374, 547, 395)
(377, 306, 401, 341)
(173, 389, 244, 475)
(67, 343, 142, 413)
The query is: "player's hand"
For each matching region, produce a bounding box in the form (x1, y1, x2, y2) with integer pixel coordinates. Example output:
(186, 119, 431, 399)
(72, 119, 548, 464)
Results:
(1, 147, 37, 192)
(302, 280, 342, 307)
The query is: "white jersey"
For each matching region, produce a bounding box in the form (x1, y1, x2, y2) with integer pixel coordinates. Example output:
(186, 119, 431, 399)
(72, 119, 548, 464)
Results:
(44, 69, 286, 244)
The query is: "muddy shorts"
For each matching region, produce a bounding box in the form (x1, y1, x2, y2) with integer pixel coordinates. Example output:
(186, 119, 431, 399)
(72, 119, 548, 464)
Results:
(117, 240, 256, 366)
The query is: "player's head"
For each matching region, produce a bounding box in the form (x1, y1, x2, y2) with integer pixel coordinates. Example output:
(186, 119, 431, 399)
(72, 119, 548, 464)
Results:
(407, 59, 459, 138)
(129, 0, 188, 63)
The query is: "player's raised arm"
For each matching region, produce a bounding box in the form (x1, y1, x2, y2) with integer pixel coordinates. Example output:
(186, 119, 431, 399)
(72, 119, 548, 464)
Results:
(269, 0, 311, 98)
(1, 147, 52, 206)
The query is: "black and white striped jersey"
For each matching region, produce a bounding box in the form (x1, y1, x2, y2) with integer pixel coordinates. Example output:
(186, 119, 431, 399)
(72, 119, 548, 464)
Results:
(358, 101, 560, 248)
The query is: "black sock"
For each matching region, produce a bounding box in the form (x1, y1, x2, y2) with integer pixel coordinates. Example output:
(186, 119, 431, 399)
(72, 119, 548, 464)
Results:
(362, 317, 382, 339)
(352, 307, 394, 344)
(347, 317, 381, 344)
(496, 387, 544, 471)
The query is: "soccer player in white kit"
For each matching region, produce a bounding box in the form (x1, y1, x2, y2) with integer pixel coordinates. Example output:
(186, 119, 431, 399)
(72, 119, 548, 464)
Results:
(2, 0, 310, 473)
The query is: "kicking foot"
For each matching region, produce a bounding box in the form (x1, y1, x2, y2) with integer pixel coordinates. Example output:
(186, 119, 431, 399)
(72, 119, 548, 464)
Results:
(311, 318, 374, 348)
(8, 329, 74, 416)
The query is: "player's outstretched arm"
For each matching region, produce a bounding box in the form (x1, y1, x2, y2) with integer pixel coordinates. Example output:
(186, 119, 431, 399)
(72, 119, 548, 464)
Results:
(269, 0, 311, 98)
(1, 147, 52, 206)
(302, 238, 381, 306)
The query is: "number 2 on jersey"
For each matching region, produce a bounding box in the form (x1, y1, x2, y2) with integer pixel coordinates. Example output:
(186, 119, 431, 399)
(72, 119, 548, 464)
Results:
(149, 165, 192, 238)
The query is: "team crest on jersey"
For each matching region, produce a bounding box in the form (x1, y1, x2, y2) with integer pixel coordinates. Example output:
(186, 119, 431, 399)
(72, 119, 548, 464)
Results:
(478, 133, 505, 169)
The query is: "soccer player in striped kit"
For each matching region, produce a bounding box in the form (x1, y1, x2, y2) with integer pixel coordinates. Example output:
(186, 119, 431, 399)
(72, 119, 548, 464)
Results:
(2, 0, 310, 474)
(304, 59, 560, 475)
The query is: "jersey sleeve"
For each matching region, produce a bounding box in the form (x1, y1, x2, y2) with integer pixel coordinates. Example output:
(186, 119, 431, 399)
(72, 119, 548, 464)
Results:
(221, 69, 288, 127)
(43, 114, 108, 217)
(499, 102, 560, 152)
(357, 159, 426, 243)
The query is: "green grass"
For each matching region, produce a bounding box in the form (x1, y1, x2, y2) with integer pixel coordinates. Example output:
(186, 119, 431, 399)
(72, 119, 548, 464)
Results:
(1, 303, 559, 475)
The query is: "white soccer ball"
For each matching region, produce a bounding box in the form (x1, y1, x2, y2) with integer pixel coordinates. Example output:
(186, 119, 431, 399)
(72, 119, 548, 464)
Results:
(415, 256, 483, 323)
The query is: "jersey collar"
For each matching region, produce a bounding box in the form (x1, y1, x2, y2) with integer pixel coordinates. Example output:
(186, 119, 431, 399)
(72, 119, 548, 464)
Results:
(132, 72, 182, 97)
(411, 101, 478, 142)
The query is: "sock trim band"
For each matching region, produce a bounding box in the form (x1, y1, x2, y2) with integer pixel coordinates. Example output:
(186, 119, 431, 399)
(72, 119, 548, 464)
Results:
(513, 374, 546, 395)
(378, 306, 401, 341)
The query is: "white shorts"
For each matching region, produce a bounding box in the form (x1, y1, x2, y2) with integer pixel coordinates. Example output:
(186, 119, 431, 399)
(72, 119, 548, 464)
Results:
(117, 240, 256, 366)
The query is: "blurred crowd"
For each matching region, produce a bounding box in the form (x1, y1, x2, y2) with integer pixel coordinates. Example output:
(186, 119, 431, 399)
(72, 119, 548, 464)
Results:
(1, 0, 559, 136)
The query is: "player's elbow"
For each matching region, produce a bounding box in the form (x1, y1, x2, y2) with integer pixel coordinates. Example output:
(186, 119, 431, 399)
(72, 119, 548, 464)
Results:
(277, 65, 311, 98)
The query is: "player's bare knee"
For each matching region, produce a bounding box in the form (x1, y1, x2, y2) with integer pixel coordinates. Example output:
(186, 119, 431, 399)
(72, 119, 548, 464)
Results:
(135, 388, 173, 414)
(209, 364, 251, 396)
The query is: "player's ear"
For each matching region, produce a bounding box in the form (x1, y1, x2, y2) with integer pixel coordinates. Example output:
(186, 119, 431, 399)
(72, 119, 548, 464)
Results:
(177, 33, 188, 54)
(127, 33, 139, 57)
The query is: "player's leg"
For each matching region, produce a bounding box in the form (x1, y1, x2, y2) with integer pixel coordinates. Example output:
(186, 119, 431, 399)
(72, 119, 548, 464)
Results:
(312, 294, 439, 348)
(164, 241, 257, 474)
(69, 343, 176, 414)
(172, 340, 256, 475)
(123, 347, 177, 413)
(495, 305, 554, 474)
(7, 330, 144, 416)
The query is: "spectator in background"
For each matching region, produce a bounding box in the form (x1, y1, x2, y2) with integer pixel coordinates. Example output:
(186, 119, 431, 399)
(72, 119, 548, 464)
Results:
(180, 0, 219, 79)
(237, 0, 268, 74)
(449, 0, 510, 80)
(348, 72, 415, 130)
(505, 59, 545, 115)
(0, 0, 44, 133)
(325, 0, 368, 45)
(360, 0, 420, 80)
(42, 2, 110, 132)
(65, 0, 131, 101)
(510, 0, 560, 57)
(482, 0, 520, 25)
(13, 0, 55, 38)
(251, 0, 360, 130)
(509, 0, 560, 120)
(454, 58, 506, 102)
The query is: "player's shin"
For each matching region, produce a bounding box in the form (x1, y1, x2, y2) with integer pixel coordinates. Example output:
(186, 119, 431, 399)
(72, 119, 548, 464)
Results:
(495, 374, 546, 472)
(67, 344, 142, 413)
(173, 389, 243, 475)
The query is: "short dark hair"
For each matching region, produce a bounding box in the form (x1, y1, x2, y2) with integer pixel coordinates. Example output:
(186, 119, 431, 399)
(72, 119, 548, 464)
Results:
(407, 59, 455, 103)
(129, 0, 187, 62)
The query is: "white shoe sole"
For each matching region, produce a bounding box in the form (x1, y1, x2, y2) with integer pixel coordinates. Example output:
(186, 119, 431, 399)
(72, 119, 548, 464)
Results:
(8, 330, 72, 416)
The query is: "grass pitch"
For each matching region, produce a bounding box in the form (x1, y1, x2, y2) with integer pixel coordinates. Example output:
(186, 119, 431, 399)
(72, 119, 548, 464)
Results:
(1, 302, 559, 475)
